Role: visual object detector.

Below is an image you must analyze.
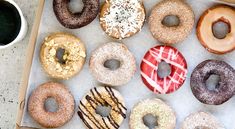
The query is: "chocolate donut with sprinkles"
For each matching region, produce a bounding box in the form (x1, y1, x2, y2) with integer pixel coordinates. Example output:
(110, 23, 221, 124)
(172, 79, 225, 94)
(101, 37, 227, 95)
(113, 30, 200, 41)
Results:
(140, 45, 187, 94)
(78, 87, 127, 129)
(99, 0, 146, 39)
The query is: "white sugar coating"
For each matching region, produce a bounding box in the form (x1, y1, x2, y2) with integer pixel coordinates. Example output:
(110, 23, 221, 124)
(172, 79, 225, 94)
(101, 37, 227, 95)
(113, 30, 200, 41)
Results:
(100, 0, 145, 39)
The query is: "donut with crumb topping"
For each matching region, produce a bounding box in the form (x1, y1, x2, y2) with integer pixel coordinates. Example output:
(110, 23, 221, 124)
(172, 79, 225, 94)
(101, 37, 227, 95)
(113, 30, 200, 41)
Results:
(40, 33, 86, 80)
(99, 0, 146, 39)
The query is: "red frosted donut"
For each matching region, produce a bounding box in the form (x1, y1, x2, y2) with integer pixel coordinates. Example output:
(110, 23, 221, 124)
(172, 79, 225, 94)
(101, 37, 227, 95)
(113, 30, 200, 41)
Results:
(140, 45, 187, 94)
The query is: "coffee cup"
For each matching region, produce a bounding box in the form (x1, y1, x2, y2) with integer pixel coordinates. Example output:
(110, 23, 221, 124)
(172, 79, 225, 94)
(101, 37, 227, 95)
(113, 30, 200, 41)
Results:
(0, 0, 27, 49)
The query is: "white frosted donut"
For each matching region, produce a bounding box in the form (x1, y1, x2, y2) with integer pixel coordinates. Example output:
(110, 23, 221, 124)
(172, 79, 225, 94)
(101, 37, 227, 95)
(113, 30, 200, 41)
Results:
(181, 112, 225, 129)
(129, 99, 176, 129)
(89, 42, 136, 86)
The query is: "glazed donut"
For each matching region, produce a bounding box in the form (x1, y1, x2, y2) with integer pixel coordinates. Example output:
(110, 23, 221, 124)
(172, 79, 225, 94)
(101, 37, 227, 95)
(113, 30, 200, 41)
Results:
(190, 60, 235, 105)
(100, 0, 145, 39)
(149, 0, 194, 44)
(181, 112, 225, 129)
(89, 42, 136, 86)
(40, 33, 86, 80)
(129, 98, 176, 129)
(78, 87, 127, 129)
(197, 5, 235, 54)
(28, 82, 75, 128)
(53, 0, 99, 29)
(140, 45, 187, 94)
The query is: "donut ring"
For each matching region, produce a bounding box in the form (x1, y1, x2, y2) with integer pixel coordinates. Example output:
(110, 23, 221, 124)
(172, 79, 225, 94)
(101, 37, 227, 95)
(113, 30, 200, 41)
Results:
(28, 82, 75, 128)
(78, 87, 127, 129)
(129, 99, 176, 129)
(190, 60, 235, 105)
(140, 45, 187, 94)
(197, 5, 235, 54)
(181, 112, 225, 129)
(53, 0, 99, 29)
(100, 0, 146, 39)
(89, 42, 136, 86)
(40, 33, 86, 80)
(149, 0, 194, 44)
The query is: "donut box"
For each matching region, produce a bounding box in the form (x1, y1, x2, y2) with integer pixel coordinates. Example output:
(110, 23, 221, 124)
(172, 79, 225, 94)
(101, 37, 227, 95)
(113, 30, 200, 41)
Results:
(16, 0, 235, 129)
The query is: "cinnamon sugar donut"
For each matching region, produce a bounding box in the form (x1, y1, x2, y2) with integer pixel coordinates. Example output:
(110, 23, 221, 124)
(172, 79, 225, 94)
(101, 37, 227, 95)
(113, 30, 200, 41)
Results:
(99, 0, 146, 39)
(149, 0, 194, 44)
(197, 5, 235, 54)
(40, 33, 86, 80)
(129, 99, 176, 129)
(181, 112, 225, 129)
(28, 82, 75, 128)
(78, 87, 127, 129)
(89, 42, 136, 86)
(53, 0, 99, 29)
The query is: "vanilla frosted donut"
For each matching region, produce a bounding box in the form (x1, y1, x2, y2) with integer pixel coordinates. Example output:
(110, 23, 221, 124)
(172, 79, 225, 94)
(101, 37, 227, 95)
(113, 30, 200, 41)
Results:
(149, 0, 194, 44)
(130, 99, 176, 129)
(181, 112, 225, 129)
(100, 0, 146, 39)
(89, 42, 136, 86)
(40, 33, 86, 79)
(28, 82, 75, 128)
(78, 87, 127, 129)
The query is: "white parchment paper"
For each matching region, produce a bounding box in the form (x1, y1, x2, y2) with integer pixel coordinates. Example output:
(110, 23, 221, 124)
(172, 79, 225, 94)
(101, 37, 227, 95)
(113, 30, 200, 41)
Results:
(21, 0, 235, 128)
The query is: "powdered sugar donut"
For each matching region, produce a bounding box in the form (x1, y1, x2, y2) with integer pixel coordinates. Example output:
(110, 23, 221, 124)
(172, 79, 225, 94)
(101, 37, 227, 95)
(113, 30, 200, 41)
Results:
(181, 112, 225, 129)
(100, 0, 146, 39)
(140, 45, 187, 94)
(90, 42, 136, 86)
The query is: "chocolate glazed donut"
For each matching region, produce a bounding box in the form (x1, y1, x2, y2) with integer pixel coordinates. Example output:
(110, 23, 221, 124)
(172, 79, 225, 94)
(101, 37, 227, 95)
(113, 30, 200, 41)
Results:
(53, 0, 99, 29)
(190, 60, 235, 105)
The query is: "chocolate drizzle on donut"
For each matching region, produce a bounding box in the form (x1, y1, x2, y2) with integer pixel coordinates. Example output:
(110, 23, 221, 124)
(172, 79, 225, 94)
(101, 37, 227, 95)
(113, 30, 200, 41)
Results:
(78, 87, 126, 129)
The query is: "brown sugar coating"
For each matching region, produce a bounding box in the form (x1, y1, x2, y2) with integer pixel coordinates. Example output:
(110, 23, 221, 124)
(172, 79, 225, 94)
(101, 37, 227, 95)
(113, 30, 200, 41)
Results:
(78, 87, 127, 129)
(40, 33, 86, 80)
(197, 5, 235, 54)
(28, 82, 75, 128)
(149, 0, 194, 44)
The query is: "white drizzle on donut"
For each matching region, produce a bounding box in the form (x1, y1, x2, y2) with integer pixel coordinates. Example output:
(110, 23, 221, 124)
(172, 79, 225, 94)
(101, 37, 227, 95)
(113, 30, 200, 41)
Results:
(100, 0, 145, 39)
(141, 46, 187, 94)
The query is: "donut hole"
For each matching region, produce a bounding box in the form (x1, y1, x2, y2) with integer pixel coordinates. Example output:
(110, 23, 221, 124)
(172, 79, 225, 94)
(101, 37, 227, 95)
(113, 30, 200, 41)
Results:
(44, 97, 59, 113)
(195, 126, 211, 129)
(56, 48, 68, 64)
(104, 59, 121, 70)
(68, 0, 84, 13)
(143, 114, 158, 129)
(157, 61, 171, 78)
(162, 15, 180, 27)
(212, 20, 231, 39)
(95, 104, 112, 117)
(205, 74, 221, 91)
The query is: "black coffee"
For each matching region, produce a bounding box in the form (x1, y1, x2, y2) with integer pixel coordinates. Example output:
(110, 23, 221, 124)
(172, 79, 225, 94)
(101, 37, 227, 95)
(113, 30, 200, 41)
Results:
(0, 0, 21, 45)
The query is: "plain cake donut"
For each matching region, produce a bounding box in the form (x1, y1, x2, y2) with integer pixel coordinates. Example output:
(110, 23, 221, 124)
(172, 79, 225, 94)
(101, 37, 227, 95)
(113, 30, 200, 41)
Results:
(190, 60, 235, 105)
(100, 0, 146, 39)
(129, 98, 176, 129)
(89, 42, 136, 86)
(53, 0, 99, 29)
(149, 0, 194, 44)
(181, 112, 225, 129)
(28, 82, 75, 128)
(197, 5, 235, 54)
(78, 87, 127, 129)
(40, 33, 86, 80)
